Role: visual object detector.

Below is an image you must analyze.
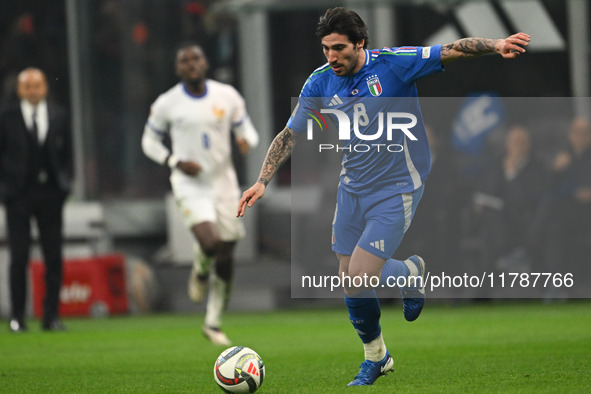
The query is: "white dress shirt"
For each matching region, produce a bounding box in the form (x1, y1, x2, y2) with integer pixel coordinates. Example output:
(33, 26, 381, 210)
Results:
(20, 99, 49, 144)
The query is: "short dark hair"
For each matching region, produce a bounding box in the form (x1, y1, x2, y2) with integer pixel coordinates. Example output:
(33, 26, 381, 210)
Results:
(316, 7, 369, 49)
(174, 42, 204, 63)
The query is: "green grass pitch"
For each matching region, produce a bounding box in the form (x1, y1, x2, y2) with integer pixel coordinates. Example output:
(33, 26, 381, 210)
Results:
(1, 301, 590, 393)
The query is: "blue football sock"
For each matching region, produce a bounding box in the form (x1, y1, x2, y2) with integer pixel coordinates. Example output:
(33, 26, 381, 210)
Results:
(380, 258, 410, 286)
(344, 290, 381, 344)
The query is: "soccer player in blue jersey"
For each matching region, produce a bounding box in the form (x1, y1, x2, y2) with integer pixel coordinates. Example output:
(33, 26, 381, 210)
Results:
(238, 7, 530, 387)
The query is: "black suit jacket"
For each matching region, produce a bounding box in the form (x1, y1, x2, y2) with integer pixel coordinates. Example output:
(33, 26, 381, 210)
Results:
(0, 101, 73, 201)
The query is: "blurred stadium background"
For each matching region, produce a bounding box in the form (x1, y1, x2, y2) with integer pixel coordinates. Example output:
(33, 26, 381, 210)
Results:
(0, 0, 590, 317)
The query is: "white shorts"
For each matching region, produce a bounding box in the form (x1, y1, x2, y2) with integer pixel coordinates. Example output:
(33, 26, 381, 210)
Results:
(176, 194, 245, 242)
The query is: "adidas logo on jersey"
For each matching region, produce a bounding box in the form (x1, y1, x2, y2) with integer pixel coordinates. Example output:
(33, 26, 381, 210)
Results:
(328, 94, 343, 106)
(370, 240, 385, 252)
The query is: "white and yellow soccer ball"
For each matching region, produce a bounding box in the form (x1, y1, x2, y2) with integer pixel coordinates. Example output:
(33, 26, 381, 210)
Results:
(213, 346, 265, 393)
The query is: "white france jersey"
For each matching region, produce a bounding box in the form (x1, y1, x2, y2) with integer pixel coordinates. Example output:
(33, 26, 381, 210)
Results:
(145, 80, 248, 199)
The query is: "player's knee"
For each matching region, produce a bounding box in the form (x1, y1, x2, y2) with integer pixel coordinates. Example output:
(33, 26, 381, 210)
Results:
(344, 286, 359, 297)
(200, 240, 221, 257)
(347, 267, 365, 280)
(215, 256, 233, 282)
(202, 246, 216, 257)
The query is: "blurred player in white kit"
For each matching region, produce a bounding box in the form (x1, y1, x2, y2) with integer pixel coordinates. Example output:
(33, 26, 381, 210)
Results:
(142, 43, 259, 345)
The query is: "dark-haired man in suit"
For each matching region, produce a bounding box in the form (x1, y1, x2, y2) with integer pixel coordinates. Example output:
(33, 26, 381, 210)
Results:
(0, 67, 73, 332)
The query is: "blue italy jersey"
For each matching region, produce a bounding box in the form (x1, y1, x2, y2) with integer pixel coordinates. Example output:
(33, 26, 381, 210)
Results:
(288, 45, 444, 196)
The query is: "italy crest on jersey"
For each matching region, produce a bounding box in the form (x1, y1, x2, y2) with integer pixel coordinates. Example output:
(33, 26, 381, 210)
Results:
(366, 75, 382, 97)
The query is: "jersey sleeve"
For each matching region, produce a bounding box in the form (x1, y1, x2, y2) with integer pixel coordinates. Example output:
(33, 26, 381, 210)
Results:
(228, 87, 260, 148)
(142, 95, 171, 165)
(386, 44, 444, 83)
(286, 73, 322, 134)
(227, 86, 247, 126)
(147, 95, 169, 136)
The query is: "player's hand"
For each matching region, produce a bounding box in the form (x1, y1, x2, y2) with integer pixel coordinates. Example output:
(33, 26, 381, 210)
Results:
(177, 160, 202, 176)
(237, 182, 266, 217)
(236, 137, 250, 155)
(497, 32, 530, 58)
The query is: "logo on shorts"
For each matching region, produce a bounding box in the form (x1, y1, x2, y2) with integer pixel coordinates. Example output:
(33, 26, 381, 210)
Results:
(369, 240, 385, 252)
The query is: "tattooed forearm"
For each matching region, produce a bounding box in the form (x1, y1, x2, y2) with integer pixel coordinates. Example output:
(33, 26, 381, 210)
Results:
(257, 126, 295, 186)
(441, 37, 500, 63)
(440, 43, 452, 58)
(453, 37, 498, 55)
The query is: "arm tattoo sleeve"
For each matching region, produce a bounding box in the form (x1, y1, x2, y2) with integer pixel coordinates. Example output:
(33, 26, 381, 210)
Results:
(257, 126, 295, 186)
(440, 43, 453, 58)
(443, 37, 499, 58)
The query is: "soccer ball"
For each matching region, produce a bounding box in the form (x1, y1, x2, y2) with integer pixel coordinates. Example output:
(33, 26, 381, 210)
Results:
(213, 346, 265, 393)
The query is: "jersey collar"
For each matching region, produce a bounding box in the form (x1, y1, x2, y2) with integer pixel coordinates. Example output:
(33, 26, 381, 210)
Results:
(182, 81, 208, 98)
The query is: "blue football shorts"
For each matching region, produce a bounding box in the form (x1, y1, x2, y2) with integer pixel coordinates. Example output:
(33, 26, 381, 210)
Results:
(331, 184, 425, 260)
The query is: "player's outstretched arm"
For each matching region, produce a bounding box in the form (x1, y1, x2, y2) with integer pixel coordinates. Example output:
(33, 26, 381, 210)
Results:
(441, 32, 530, 64)
(237, 126, 296, 217)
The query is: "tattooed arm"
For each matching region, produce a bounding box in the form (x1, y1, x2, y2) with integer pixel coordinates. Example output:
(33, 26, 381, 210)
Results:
(257, 126, 296, 186)
(440, 33, 530, 64)
(237, 126, 296, 217)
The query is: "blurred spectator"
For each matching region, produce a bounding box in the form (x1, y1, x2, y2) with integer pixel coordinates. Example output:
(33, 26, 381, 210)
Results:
(0, 68, 73, 332)
(522, 117, 591, 277)
(472, 125, 547, 273)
